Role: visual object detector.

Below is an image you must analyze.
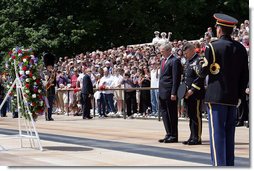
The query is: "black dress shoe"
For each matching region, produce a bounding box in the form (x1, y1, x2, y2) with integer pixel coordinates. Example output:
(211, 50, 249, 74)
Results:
(164, 137, 178, 143)
(87, 116, 93, 119)
(49, 118, 54, 121)
(182, 139, 192, 145)
(158, 136, 169, 143)
(188, 140, 202, 145)
(158, 138, 166, 143)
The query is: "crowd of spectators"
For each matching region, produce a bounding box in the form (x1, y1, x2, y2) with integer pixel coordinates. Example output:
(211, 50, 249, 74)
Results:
(0, 20, 250, 119)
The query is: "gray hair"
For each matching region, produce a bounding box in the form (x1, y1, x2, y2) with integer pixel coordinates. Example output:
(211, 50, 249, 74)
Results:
(159, 43, 172, 52)
(182, 42, 195, 52)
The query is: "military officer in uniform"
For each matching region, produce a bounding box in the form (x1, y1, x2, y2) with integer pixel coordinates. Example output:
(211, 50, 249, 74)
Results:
(197, 13, 249, 166)
(181, 42, 205, 145)
(43, 53, 56, 121)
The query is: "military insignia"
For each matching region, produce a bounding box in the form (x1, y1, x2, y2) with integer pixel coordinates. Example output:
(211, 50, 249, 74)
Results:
(209, 43, 220, 75)
(210, 62, 220, 75)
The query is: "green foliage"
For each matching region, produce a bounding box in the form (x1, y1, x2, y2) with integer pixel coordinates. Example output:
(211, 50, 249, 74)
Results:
(0, 0, 249, 56)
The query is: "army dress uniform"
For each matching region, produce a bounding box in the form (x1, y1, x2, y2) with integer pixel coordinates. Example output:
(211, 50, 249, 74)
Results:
(197, 14, 249, 166)
(182, 53, 205, 145)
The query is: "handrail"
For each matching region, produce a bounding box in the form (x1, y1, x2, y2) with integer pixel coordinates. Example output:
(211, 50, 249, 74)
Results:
(57, 87, 159, 91)
(56, 87, 161, 121)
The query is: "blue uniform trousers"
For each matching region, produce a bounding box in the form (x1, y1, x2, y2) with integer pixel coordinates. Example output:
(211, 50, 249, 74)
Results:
(207, 103, 236, 166)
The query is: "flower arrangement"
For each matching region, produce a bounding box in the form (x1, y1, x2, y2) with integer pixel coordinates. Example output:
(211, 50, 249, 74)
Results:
(5, 47, 46, 120)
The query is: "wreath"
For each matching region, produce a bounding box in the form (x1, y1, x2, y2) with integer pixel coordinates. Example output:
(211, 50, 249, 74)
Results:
(5, 47, 46, 120)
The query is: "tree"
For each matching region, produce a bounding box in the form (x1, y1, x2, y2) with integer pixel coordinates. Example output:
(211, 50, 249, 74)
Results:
(0, 0, 249, 57)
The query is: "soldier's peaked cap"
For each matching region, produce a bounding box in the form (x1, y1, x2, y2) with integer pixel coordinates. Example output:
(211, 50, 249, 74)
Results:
(214, 13, 238, 28)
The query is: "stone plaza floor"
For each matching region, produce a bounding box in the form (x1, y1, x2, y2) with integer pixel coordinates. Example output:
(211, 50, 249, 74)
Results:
(0, 114, 250, 167)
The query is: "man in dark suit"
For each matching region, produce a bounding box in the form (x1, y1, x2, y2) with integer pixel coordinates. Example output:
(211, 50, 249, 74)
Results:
(181, 42, 205, 145)
(158, 43, 182, 143)
(81, 68, 94, 119)
(197, 13, 249, 166)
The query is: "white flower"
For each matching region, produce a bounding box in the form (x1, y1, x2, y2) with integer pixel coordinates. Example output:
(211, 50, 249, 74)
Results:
(25, 90, 30, 94)
(34, 82, 37, 85)
(19, 71, 24, 75)
(26, 78, 30, 82)
(18, 53, 22, 57)
(32, 94, 36, 98)
(25, 70, 30, 75)
(30, 55, 34, 58)
(7, 85, 10, 89)
(23, 58, 27, 62)
(38, 89, 41, 93)
(32, 76, 36, 80)
(40, 101, 44, 106)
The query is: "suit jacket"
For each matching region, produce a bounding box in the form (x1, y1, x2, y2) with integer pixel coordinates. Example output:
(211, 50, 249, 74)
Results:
(82, 74, 94, 95)
(198, 35, 249, 105)
(159, 54, 182, 100)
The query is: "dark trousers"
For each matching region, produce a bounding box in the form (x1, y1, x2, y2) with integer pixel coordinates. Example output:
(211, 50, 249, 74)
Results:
(104, 93, 116, 113)
(207, 103, 236, 166)
(159, 96, 178, 139)
(97, 93, 106, 116)
(125, 91, 137, 116)
(82, 93, 92, 118)
(185, 98, 202, 141)
(46, 95, 55, 120)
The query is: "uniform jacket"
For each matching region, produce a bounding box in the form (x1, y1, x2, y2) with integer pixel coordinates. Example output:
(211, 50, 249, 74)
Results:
(198, 35, 249, 105)
(159, 54, 182, 100)
(183, 53, 205, 100)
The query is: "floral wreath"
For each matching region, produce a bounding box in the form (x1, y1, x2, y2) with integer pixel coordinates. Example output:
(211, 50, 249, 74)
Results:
(5, 47, 46, 120)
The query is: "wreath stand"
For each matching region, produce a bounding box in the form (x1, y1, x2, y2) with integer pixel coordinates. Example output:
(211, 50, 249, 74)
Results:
(0, 59, 43, 151)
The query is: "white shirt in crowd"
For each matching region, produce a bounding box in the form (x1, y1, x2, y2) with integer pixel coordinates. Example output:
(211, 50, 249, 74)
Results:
(113, 74, 124, 88)
(152, 36, 160, 45)
(158, 37, 169, 46)
(150, 68, 160, 88)
(99, 74, 114, 94)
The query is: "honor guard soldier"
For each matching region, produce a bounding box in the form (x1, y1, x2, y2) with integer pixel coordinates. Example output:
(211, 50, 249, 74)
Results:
(197, 13, 249, 166)
(181, 42, 205, 145)
(43, 53, 57, 121)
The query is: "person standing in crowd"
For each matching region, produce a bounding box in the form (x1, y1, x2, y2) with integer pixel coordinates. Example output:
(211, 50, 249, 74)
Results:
(181, 42, 205, 145)
(207, 27, 214, 37)
(150, 61, 160, 117)
(138, 68, 151, 117)
(158, 32, 169, 46)
(99, 67, 116, 116)
(152, 31, 160, 45)
(43, 53, 56, 121)
(122, 72, 138, 118)
(56, 70, 68, 114)
(113, 68, 124, 117)
(197, 13, 249, 166)
(81, 68, 94, 119)
(158, 43, 182, 143)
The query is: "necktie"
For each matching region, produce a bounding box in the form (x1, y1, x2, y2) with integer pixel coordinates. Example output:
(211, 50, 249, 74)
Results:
(161, 59, 166, 72)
